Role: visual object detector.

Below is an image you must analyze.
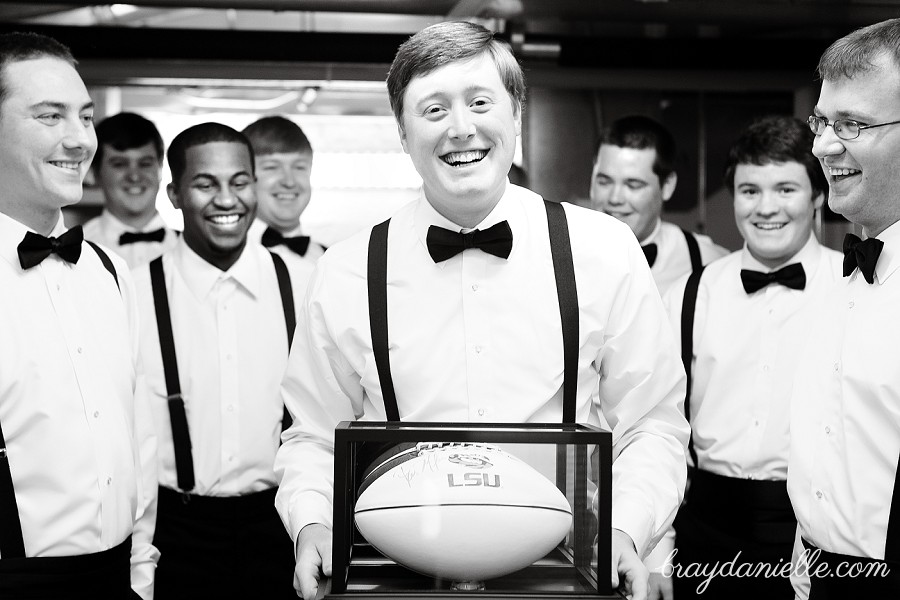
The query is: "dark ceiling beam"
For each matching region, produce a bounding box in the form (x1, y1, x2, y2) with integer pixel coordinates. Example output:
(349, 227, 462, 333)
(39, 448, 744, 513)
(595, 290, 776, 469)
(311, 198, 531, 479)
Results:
(0, 0, 897, 28)
(516, 0, 898, 28)
(0, 3, 84, 20)
(0, 23, 835, 72)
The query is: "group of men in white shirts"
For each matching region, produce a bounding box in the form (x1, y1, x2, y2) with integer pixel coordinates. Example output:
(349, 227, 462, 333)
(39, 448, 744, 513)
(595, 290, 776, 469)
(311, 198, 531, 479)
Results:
(2, 15, 900, 600)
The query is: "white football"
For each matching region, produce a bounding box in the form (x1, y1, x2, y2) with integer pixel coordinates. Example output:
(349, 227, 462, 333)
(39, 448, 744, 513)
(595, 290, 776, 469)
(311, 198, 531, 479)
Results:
(354, 442, 572, 582)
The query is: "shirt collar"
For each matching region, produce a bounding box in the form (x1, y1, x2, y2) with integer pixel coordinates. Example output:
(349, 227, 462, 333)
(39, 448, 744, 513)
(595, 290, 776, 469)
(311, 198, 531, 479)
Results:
(0, 211, 67, 269)
(875, 219, 900, 284)
(740, 231, 821, 274)
(413, 181, 524, 268)
(640, 219, 663, 246)
(173, 236, 262, 300)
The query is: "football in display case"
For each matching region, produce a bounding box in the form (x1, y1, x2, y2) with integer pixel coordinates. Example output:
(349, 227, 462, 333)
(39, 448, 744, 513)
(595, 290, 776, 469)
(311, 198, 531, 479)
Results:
(324, 422, 620, 600)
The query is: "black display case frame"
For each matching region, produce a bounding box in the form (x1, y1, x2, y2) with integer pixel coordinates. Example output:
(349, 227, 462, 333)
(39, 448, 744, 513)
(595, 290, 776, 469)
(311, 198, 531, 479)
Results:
(324, 421, 620, 600)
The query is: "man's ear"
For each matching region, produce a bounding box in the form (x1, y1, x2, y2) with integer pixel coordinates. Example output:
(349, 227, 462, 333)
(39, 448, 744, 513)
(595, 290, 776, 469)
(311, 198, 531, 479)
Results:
(398, 122, 409, 154)
(661, 172, 678, 202)
(166, 183, 180, 210)
(513, 100, 522, 137)
(813, 191, 825, 211)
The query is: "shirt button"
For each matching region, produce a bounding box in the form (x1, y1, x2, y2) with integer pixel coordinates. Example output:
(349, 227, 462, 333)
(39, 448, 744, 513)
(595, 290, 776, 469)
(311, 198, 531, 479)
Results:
(471, 284, 479, 291)
(107, 477, 112, 485)
(834, 362, 840, 372)
(474, 346, 482, 354)
(477, 409, 485, 416)
(762, 365, 769, 372)
(56, 284, 61, 291)
(815, 490, 823, 499)
(93, 410, 100, 418)
(825, 426, 831, 434)
(77, 347, 83, 354)
(228, 456, 235, 463)
(848, 301, 855, 309)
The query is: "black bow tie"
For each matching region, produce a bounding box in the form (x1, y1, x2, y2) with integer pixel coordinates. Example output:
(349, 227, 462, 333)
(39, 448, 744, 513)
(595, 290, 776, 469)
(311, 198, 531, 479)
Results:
(261, 227, 310, 257)
(119, 228, 166, 245)
(740, 263, 806, 294)
(17, 226, 84, 270)
(426, 221, 513, 263)
(642, 243, 658, 268)
(843, 233, 883, 284)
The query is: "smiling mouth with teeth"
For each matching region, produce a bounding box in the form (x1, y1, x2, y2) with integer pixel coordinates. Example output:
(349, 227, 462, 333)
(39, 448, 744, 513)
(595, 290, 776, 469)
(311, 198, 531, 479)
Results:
(754, 223, 787, 230)
(441, 149, 488, 167)
(208, 214, 241, 225)
(829, 167, 861, 178)
(49, 161, 82, 171)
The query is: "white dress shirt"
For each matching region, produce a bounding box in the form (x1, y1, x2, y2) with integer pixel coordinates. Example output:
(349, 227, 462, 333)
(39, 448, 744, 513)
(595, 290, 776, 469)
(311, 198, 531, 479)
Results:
(248, 219, 323, 303)
(0, 211, 158, 599)
(644, 220, 729, 296)
(275, 184, 690, 558)
(665, 234, 843, 478)
(788, 220, 900, 564)
(133, 239, 304, 496)
(82, 210, 179, 269)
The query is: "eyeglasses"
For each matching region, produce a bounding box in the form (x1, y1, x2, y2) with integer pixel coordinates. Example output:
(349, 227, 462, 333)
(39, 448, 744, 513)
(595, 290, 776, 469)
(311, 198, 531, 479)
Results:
(808, 115, 900, 140)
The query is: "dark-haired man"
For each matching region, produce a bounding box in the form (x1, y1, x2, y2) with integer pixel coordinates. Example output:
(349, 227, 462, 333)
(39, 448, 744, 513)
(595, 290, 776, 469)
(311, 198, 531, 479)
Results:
(243, 115, 325, 297)
(276, 21, 689, 600)
(133, 122, 299, 598)
(659, 116, 841, 600)
(0, 31, 158, 599)
(789, 17, 900, 598)
(590, 116, 727, 296)
(83, 112, 178, 267)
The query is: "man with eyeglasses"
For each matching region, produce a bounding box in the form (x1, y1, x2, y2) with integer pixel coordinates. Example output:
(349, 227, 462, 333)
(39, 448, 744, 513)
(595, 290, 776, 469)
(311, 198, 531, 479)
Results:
(788, 18, 900, 598)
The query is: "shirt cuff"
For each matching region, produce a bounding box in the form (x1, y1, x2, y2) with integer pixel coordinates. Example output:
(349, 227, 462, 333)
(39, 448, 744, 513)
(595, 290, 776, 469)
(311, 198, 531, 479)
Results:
(289, 493, 334, 546)
(611, 498, 655, 559)
(644, 530, 675, 572)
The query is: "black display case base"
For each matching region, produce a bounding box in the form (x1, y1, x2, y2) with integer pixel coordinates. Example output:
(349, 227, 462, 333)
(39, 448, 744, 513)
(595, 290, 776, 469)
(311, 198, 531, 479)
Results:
(320, 545, 624, 600)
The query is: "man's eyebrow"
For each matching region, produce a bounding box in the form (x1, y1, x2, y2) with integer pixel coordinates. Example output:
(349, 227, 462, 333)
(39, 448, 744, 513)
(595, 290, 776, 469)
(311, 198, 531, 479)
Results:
(814, 105, 875, 121)
(28, 100, 95, 112)
(413, 85, 497, 106)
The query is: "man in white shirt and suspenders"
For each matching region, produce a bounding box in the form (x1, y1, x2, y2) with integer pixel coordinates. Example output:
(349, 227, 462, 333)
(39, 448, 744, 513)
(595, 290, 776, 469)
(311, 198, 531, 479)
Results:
(82, 112, 178, 268)
(589, 115, 728, 297)
(132, 123, 300, 598)
(0, 31, 158, 599)
(789, 18, 900, 598)
(275, 21, 689, 600)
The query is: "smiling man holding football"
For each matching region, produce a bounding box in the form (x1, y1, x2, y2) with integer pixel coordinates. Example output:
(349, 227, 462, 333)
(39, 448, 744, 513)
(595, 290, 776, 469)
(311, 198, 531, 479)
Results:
(275, 20, 689, 600)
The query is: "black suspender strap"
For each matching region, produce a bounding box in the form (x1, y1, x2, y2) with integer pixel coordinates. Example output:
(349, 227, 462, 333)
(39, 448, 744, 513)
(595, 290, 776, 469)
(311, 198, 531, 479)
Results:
(270, 252, 296, 349)
(681, 228, 702, 273)
(149, 257, 195, 493)
(367, 219, 400, 422)
(886, 452, 900, 562)
(680, 265, 705, 468)
(269, 251, 297, 432)
(366, 204, 579, 424)
(0, 418, 26, 558)
(544, 201, 579, 424)
(86, 241, 119, 290)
